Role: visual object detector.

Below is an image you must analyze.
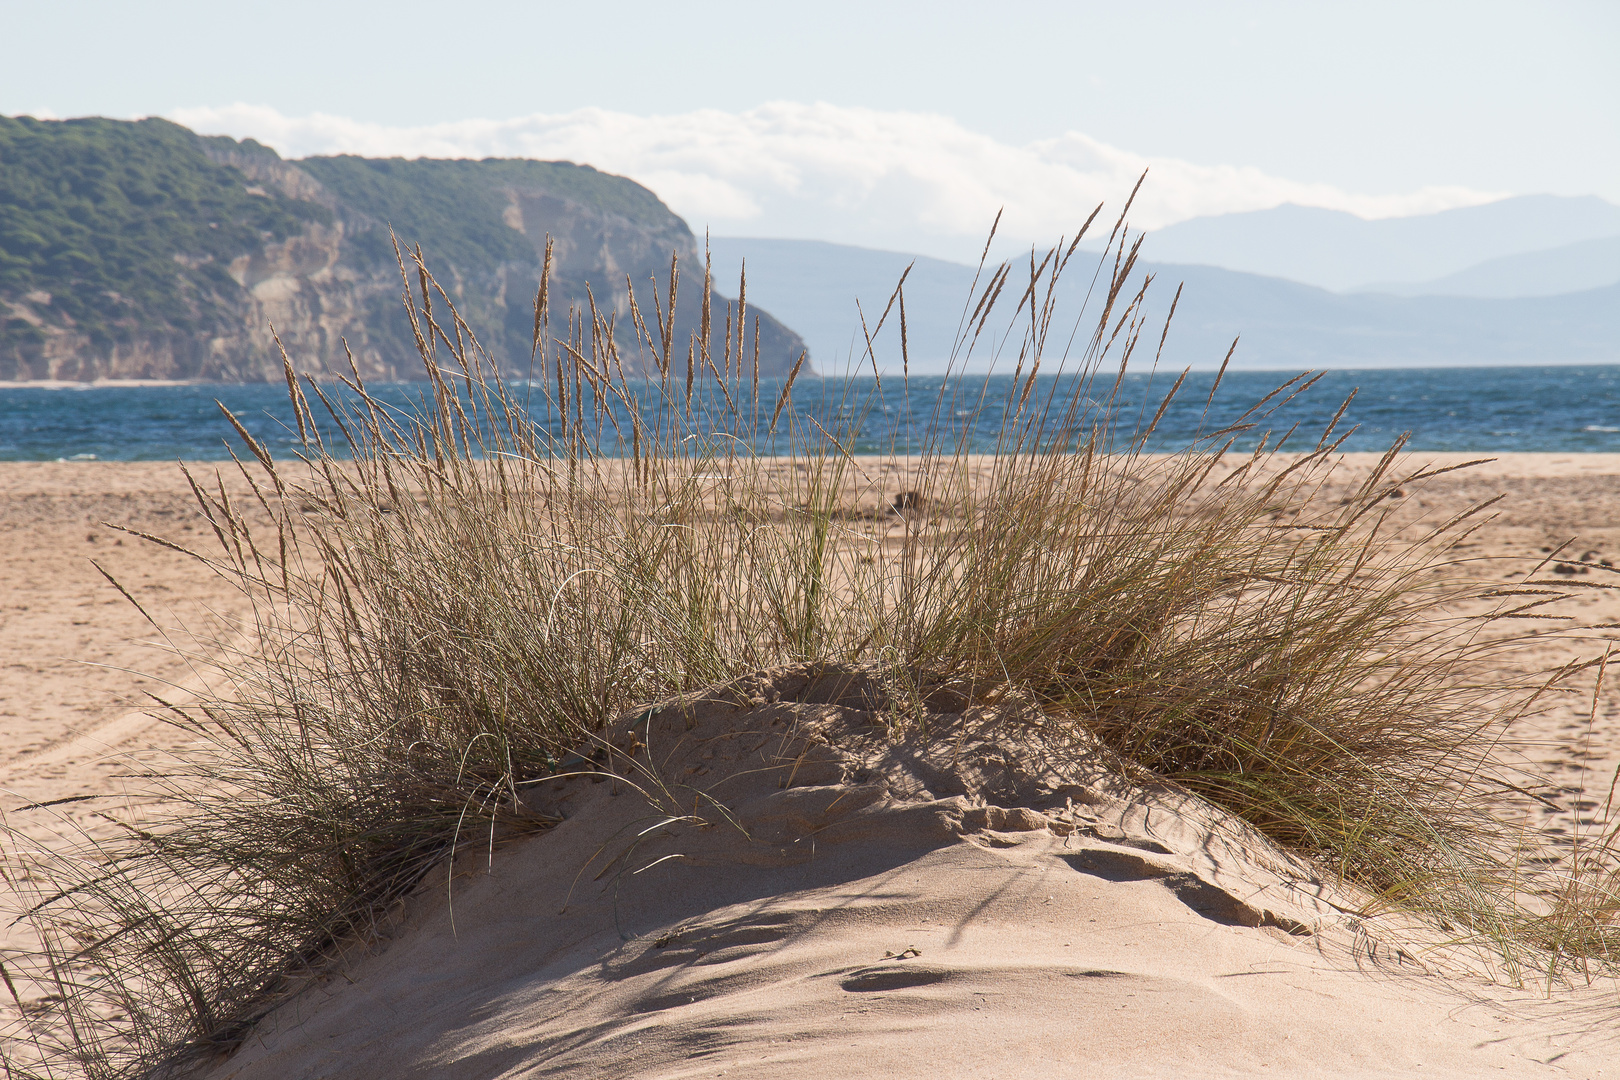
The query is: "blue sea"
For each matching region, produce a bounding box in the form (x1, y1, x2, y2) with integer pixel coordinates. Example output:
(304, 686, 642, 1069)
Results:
(5, 365, 1620, 461)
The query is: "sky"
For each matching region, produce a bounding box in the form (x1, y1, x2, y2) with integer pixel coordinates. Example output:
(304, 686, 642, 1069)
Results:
(3, 0, 1616, 262)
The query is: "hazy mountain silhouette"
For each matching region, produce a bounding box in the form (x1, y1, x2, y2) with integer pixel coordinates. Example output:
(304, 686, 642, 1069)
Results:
(708, 237, 1620, 374)
(1118, 195, 1620, 292)
(1360, 235, 1620, 299)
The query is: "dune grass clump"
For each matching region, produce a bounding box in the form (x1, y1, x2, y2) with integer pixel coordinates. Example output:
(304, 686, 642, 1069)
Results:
(4, 209, 1618, 1077)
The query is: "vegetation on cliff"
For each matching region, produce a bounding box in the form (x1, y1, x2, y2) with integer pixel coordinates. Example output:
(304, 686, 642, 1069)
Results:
(0, 116, 326, 347)
(297, 156, 675, 271)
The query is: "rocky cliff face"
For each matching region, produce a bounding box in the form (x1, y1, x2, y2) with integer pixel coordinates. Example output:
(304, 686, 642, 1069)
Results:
(0, 118, 808, 382)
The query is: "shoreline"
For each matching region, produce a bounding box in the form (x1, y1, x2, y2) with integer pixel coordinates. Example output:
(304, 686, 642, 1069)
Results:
(0, 378, 206, 389)
(6, 450, 1620, 474)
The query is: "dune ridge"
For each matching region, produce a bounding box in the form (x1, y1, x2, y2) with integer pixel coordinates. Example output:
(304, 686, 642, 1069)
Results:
(203, 665, 1613, 1079)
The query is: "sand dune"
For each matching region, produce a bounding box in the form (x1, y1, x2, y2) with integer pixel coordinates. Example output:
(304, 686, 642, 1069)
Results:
(4, 457, 1620, 1078)
(206, 666, 1615, 1079)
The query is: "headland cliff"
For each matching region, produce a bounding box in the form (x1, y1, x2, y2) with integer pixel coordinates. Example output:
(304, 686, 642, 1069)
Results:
(0, 116, 808, 382)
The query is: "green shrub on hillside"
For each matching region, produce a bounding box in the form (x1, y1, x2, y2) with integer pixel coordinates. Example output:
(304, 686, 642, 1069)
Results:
(297, 155, 676, 271)
(0, 116, 328, 344)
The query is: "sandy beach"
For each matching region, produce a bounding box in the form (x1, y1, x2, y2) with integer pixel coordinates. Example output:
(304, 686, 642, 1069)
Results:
(7, 453, 1618, 820)
(4, 454, 1620, 1077)
(0, 462, 266, 803)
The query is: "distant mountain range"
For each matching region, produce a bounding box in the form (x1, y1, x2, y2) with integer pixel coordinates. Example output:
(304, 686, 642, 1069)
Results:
(1359, 234, 1620, 299)
(708, 236, 1620, 374)
(1119, 195, 1620, 292)
(709, 192, 1620, 374)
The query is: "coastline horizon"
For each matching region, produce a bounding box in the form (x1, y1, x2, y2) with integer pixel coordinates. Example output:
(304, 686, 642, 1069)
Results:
(8, 364, 1620, 461)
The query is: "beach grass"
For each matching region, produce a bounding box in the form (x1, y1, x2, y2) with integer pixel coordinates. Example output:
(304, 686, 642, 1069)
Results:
(4, 208, 1618, 1077)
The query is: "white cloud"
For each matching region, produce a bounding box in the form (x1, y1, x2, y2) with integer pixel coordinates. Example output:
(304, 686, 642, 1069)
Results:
(169, 102, 1506, 264)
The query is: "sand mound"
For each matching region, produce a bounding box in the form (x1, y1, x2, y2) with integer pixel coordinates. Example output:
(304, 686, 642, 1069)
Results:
(204, 665, 1610, 1079)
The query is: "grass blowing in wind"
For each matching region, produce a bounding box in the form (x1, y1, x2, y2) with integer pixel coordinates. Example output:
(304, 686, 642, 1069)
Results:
(4, 197, 1620, 1077)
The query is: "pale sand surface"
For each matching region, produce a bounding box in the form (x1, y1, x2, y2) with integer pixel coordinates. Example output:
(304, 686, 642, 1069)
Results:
(0, 462, 271, 1035)
(0, 462, 260, 801)
(2, 455, 1619, 1077)
(206, 666, 1619, 1080)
